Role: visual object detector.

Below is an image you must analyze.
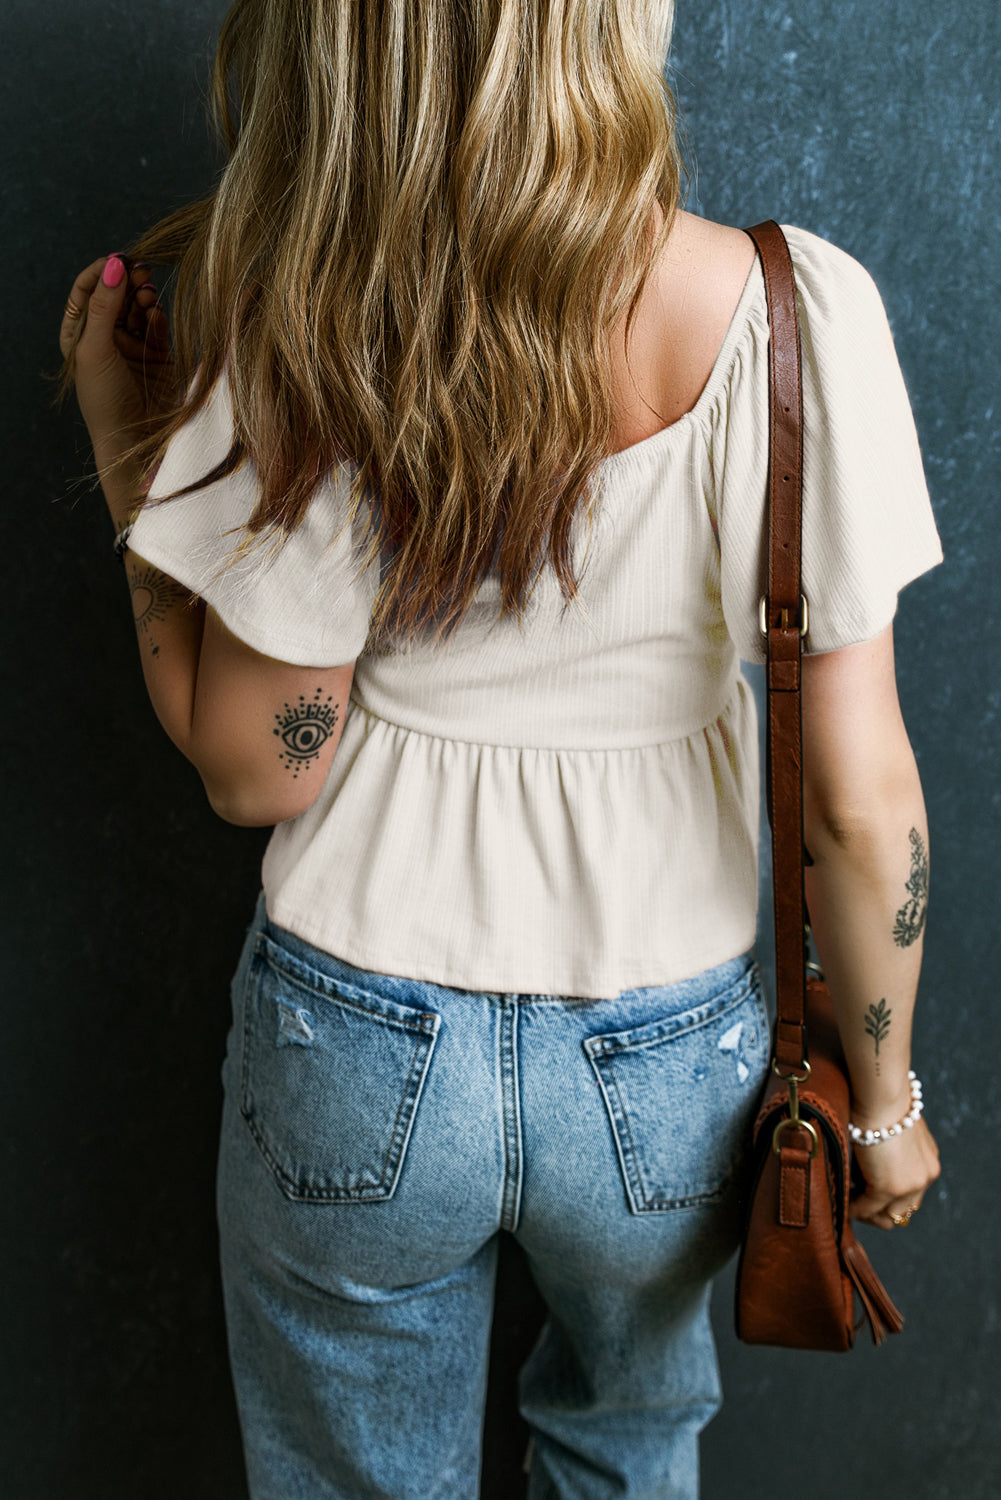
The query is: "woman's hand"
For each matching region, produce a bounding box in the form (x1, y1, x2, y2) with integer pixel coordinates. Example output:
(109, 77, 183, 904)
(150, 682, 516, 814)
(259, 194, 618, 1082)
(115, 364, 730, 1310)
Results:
(848, 1115, 941, 1231)
(59, 253, 177, 471)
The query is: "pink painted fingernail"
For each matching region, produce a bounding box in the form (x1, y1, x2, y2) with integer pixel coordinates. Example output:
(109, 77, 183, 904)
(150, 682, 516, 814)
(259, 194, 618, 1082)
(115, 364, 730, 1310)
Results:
(102, 254, 126, 288)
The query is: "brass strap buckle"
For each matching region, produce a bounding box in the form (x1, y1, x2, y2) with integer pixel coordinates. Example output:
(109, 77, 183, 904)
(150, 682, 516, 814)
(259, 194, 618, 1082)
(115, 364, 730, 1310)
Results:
(770, 1060, 820, 1159)
(758, 593, 809, 638)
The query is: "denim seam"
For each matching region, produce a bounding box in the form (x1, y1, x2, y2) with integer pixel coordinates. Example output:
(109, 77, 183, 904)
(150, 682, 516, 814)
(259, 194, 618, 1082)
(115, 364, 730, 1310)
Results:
(498, 997, 523, 1231)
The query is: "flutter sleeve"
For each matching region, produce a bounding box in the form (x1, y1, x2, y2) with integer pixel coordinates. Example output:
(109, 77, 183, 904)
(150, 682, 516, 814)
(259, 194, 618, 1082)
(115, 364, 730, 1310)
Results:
(127, 372, 379, 667)
(712, 223, 944, 664)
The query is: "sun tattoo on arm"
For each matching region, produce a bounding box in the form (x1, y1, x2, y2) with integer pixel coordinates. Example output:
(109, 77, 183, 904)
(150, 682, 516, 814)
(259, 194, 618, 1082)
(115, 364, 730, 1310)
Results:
(893, 828, 929, 947)
(128, 564, 192, 656)
(273, 690, 340, 777)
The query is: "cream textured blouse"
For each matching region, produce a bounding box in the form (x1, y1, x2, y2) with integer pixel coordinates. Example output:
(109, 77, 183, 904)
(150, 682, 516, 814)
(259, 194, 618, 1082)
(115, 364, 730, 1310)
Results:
(129, 225, 944, 999)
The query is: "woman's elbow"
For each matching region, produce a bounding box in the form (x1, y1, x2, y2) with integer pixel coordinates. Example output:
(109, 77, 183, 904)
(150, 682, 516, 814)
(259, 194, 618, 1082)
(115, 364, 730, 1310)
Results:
(803, 760, 926, 862)
(201, 771, 316, 828)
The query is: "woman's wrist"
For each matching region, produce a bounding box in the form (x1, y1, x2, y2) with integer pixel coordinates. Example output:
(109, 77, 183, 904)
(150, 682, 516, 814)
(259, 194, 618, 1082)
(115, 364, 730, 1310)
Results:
(849, 1072, 924, 1145)
(93, 442, 147, 527)
(848, 1075, 914, 1130)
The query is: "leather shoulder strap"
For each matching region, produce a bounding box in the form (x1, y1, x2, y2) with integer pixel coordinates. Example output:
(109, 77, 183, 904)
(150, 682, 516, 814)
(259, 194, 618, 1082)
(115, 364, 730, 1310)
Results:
(744, 220, 809, 1075)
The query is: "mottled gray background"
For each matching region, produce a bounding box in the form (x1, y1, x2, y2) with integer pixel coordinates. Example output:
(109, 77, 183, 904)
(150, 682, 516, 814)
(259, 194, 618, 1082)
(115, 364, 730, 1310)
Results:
(3, 1, 998, 1495)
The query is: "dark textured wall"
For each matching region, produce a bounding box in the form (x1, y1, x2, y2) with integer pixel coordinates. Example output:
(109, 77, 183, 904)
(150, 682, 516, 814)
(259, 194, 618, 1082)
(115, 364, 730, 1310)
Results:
(3, 1, 997, 1496)
(668, 6, 1001, 1498)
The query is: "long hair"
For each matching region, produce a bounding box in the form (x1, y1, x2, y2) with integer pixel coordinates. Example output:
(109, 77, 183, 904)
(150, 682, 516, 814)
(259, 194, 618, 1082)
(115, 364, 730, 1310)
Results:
(70, 0, 683, 648)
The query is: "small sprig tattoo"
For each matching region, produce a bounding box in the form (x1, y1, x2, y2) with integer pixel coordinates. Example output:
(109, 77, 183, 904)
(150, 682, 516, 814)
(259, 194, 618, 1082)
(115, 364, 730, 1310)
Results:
(864, 998, 892, 1075)
(893, 827, 929, 947)
(273, 690, 340, 776)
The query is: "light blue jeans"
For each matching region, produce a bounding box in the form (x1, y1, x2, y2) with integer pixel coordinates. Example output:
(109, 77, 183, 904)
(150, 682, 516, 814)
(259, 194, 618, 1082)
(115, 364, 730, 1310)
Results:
(217, 890, 771, 1499)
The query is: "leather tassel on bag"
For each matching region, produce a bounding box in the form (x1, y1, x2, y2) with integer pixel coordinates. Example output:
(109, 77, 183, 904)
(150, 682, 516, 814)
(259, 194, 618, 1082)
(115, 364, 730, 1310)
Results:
(733, 221, 904, 1352)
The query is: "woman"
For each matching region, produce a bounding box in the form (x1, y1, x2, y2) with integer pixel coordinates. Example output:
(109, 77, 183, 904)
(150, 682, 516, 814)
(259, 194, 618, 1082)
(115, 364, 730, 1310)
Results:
(59, 2, 942, 1496)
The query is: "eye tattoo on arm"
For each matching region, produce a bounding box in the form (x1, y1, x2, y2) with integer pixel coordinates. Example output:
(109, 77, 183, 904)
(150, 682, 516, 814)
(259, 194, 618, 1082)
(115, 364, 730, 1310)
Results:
(864, 998, 892, 1075)
(128, 564, 192, 656)
(273, 689, 340, 777)
(892, 827, 929, 947)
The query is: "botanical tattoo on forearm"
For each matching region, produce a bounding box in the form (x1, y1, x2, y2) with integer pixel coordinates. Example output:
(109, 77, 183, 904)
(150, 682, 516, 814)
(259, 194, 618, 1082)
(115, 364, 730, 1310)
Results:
(273, 690, 340, 776)
(128, 564, 191, 657)
(864, 998, 892, 1075)
(893, 827, 929, 947)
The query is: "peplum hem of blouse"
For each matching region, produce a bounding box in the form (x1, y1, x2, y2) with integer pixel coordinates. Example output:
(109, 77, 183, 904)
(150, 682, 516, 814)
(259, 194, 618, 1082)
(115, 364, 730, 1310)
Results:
(261, 676, 762, 1001)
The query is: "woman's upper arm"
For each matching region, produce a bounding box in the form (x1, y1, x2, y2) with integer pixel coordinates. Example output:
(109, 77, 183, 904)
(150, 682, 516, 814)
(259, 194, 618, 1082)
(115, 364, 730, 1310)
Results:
(800, 622, 921, 841)
(191, 605, 356, 826)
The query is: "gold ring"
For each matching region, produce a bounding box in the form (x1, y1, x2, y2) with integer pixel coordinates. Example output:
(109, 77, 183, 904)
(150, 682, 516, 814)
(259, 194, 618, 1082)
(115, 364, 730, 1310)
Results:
(888, 1209, 913, 1228)
(64, 298, 83, 320)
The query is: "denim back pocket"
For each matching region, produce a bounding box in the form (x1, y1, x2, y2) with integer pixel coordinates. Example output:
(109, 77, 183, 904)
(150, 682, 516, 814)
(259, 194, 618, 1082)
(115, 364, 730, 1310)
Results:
(240, 933, 441, 1203)
(583, 967, 769, 1213)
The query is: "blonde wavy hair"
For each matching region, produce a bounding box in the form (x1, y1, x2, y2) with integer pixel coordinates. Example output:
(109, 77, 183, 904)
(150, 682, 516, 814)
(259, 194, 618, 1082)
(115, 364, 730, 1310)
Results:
(74, 0, 684, 647)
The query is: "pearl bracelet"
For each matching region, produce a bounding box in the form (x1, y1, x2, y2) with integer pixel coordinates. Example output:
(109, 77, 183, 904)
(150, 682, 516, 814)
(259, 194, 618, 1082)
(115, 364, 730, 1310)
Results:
(848, 1071, 924, 1146)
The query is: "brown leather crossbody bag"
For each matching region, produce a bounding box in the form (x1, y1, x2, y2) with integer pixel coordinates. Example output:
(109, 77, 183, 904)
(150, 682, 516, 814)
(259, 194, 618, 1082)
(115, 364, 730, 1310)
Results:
(733, 221, 904, 1350)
